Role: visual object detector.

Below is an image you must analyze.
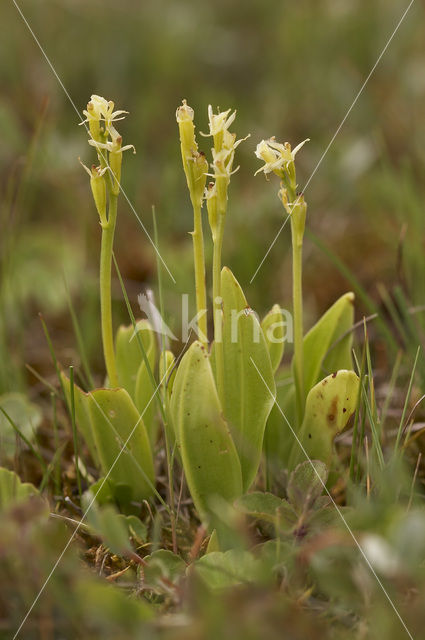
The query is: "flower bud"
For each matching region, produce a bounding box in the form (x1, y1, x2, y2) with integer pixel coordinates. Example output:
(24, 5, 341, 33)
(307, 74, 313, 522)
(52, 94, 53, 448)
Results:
(89, 165, 107, 226)
(176, 100, 196, 152)
(176, 100, 207, 208)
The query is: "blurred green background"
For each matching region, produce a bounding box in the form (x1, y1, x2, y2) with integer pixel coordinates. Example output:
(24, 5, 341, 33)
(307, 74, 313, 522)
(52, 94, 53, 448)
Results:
(1, 0, 425, 392)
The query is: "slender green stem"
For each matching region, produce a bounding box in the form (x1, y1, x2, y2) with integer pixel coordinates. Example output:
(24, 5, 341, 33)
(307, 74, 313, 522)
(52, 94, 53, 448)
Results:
(213, 216, 225, 404)
(291, 221, 304, 425)
(100, 193, 119, 387)
(192, 203, 208, 344)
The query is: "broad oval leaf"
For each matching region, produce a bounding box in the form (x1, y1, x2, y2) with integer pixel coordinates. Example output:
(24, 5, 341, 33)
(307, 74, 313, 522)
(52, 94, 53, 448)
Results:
(62, 367, 155, 504)
(264, 293, 355, 481)
(220, 267, 276, 491)
(88, 388, 155, 505)
(170, 340, 242, 526)
(299, 292, 355, 400)
(289, 370, 359, 469)
(116, 321, 158, 445)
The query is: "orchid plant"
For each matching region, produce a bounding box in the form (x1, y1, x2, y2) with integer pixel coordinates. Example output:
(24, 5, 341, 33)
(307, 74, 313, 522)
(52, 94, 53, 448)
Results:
(63, 95, 359, 546)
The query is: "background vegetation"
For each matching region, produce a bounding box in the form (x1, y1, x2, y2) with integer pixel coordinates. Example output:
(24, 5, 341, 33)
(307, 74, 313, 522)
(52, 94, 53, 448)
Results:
(1, 1, 425, 638)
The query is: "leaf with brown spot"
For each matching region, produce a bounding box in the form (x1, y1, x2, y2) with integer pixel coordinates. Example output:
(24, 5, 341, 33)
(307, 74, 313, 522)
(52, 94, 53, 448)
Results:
(289, 370, 359, 470)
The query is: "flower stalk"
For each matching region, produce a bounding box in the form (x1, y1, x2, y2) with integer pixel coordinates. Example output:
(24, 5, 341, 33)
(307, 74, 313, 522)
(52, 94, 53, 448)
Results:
(176, 101, 208, 345)
(205, 106, 248, 403)
(285, 192, 307, 422)
(81, 95, 135, 387)
(256, 137, 308, 424)
(99, 192, 119, 387)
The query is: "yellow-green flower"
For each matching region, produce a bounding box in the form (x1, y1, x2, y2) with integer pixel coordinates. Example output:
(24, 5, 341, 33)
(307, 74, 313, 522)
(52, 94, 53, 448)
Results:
(204, 105, 249, 181)
(255, 137, 309, 178)
(81, 94, 128, 138)
(207, 105, 236, 141)
(88, 122, 135, 195)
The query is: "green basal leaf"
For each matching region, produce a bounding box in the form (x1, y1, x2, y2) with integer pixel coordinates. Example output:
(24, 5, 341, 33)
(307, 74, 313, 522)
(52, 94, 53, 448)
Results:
(261, 304, 286, 374)
(264, 293, 355, 479)
(289, 370, 360, 470)
(300, 292, 355, 400)
(88, 388, 155, 505)
(0, 467, 39, 512)
(62, 372, 155, 505)
(220, 267, 276, 491)
(116, 321, 158, 445)
(115, 320, 156, 400)
(170, 341, 242, 527)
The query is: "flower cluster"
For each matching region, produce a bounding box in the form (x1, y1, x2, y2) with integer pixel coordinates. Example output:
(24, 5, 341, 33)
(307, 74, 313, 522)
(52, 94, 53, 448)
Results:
(175, 101, 249, 241)
(255, 135, 309, 245)
(81, 95, 135, 198)
(203, 106, 249, 238)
